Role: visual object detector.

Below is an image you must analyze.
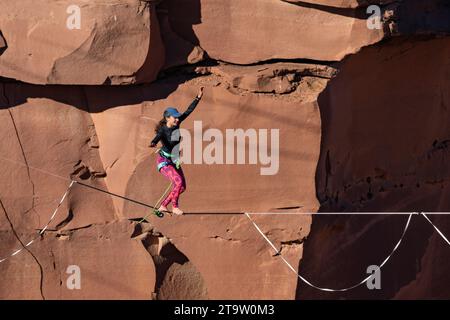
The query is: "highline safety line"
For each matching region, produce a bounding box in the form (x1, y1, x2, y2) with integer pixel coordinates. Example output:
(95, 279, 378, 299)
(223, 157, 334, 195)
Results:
(1, 155, 450, 293)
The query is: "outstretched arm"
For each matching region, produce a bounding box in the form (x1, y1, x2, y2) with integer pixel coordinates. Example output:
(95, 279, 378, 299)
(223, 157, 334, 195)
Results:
(178, 87, 204, 122)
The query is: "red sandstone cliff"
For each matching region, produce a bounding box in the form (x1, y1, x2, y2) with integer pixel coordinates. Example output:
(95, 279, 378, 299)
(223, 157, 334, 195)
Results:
(0, 0, 449, 299)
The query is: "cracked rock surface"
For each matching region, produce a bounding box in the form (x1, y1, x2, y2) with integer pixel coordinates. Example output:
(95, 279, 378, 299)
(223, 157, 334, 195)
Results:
(0, 0, 449, 299)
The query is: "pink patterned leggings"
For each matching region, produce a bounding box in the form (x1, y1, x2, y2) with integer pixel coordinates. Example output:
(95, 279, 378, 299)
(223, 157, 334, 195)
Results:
(156, 155, 186, 208)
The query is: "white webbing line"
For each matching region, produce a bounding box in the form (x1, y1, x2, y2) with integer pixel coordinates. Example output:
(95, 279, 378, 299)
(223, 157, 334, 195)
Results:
(421, 213, 450, 246)
(245, 212, 415, 292)
(0, 180, 75, 263)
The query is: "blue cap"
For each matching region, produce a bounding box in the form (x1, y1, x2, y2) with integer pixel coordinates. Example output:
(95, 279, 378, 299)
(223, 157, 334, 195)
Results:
(164, 107, 182, 118)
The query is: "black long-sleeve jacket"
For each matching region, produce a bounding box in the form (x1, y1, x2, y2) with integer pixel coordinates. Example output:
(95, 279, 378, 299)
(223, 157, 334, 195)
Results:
(150, 97, 200, 155)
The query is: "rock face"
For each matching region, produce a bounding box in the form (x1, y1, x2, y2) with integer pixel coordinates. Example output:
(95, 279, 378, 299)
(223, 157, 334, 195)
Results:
(0, 68, 319, 299)
(0, 220, 155, 299)
(0, 0, 164, 84)
(166, 0, 385, 63)
(203, 62, 337, 94)
(298, 36, 450, 299)
(0, 0, 450, 300)
(0, 31, 6, 55)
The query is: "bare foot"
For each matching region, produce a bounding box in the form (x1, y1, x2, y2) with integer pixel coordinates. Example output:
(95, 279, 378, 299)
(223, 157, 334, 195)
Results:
(172, 207, 184, 215)
(158, 205, 168, 212)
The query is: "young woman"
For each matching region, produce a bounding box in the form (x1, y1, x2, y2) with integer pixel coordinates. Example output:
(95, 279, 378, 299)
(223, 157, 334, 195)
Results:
(149, 87, 204, 215)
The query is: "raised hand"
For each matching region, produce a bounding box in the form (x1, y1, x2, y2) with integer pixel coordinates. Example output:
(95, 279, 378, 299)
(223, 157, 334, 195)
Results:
(196, 86, 204, 99)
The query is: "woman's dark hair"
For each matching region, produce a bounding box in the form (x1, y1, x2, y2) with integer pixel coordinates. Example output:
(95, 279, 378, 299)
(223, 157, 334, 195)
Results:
(155, 117, 167, 133)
